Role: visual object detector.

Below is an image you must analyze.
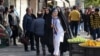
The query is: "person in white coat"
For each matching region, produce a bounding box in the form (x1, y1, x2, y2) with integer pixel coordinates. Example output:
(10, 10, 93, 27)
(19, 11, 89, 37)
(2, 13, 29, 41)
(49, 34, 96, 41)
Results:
(51, 9, 64, 56)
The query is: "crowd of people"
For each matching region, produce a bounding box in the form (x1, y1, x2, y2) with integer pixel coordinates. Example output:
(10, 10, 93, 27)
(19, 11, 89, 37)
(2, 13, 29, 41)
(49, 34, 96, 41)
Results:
(23, 7, 68, 56)
(0, 0, 100, 56)
(0, 0, 19, 46)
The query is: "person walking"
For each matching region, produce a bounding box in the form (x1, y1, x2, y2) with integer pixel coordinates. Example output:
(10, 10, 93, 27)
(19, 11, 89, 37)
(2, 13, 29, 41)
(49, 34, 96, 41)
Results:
(51, 9, 64, 56)
(23, 7, 35, 51)
(69, 6, 80, 37)
(31, 11, 45, 55)
(90, 8, 100, 40)
(3, 7, 12, 37)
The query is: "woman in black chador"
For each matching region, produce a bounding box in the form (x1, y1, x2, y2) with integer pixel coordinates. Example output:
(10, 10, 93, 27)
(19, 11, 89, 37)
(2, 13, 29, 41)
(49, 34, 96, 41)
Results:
(43, 8, 54, 54)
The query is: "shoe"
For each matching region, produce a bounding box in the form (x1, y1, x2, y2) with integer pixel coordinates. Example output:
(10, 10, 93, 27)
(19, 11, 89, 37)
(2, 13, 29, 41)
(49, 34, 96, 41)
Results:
(43, 52, 46, 56)
(36, 52, 40, 56)
(31, 48, 36, 51)
(36, 51, 40, 56)
(25, 50, 29, 52)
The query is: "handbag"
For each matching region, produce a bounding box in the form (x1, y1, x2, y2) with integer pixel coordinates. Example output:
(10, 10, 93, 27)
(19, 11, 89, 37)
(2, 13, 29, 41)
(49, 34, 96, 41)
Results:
(19, 33, 29, 45)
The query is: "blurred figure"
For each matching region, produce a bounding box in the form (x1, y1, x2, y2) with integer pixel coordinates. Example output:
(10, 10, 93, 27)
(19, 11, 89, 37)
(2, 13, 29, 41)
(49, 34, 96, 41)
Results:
(64, 7, 70, 19)
(69, 6, 80, 37)
(0, 0, 4, 24)
(86, 7, 94, 36)
(3, 7, 12, 37)
(23, 7, 35, 51)
(31, 11, 45, 55)
(90, 8, 100, 40)
(9, 5, 19, 46)
(43, 8, 54, 54)
(52, 9, 64, 56)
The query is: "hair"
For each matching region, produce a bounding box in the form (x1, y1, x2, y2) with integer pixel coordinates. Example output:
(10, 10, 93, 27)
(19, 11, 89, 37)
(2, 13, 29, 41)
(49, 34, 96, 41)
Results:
(37, 12, 43, 18)
(26, 7, 32, 13)
(10, 5, 14, 12)
(95, 8, 99, 12)
(10, 5, 14, 9)
(4, 7, 9, 13)
(26, 8, 29, 12)
(0, 0, 4, 5)
(73, 6, 77, 10)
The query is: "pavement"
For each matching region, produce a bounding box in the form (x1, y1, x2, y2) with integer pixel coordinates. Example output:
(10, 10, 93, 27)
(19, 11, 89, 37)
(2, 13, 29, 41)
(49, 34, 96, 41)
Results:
(0, 44, 69, 56)
(0, 31, 90, 56)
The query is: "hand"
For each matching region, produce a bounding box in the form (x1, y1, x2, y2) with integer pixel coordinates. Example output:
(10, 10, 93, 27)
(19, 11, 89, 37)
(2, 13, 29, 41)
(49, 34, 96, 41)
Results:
(51, 24, 54, 28)
(64, 31, 66, 33)
(68, 20, 71, 23)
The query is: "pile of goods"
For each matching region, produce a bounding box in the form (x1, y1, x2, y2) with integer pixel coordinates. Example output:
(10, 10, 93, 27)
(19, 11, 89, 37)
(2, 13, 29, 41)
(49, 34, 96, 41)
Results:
(80, 39, 100, 47)
(68, 36, 87, 43)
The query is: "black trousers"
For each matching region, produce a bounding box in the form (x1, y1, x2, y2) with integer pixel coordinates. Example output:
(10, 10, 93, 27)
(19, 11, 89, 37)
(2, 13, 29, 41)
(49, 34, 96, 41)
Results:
(24, 32, 35, 51)
(34, 34, 45, 53)
(11, 25, 18, 45)
(91, 28, 100, 40)
(70, 21, 79, 37)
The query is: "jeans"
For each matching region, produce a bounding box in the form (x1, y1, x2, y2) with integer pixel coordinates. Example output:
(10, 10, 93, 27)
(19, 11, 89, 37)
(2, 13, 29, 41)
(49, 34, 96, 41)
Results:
(70, 21, 79, 37)
(91, 28, 100, 40)
(5, 26, 12, 37)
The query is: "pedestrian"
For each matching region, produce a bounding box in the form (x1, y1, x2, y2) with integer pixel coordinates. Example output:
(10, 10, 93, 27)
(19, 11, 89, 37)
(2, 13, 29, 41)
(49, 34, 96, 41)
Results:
(90, 8, 100, 40)
(84, 7, 93, 35)
(23, 7, 35, 51)
(43, 7, 54, 54)
(3, 7, 12, 37)
(69, 6, 81, 37)
(9, 5, 19, 46)
(64, 7, 70, 19)
(0, 0, 4, 24)
(51, 9, 64, 56)
(31, 11, 45, 55)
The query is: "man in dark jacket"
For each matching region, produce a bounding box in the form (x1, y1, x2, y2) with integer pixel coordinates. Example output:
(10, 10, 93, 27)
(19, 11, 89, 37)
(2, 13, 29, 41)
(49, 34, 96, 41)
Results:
(23, 7, 35, 51)
(31, 12, 45, 55)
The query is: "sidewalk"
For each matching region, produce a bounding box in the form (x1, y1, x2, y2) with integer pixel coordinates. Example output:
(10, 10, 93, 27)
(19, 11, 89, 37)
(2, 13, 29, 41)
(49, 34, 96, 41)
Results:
(0, 31, 89, 56)
(0, 44, 69, 56)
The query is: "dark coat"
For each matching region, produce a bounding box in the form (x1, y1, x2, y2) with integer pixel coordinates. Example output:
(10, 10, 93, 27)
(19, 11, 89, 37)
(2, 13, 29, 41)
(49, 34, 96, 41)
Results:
(23, 14, 34, 32)
(43, 13, 54, 53)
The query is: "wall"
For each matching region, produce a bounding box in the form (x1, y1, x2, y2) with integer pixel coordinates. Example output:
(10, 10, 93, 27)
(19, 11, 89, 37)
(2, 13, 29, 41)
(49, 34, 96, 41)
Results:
(16, 0, 28, 28)
(29, 0, 38, 16)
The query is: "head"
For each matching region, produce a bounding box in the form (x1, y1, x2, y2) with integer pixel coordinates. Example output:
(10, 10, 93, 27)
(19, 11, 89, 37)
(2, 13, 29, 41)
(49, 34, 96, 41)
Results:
(95, 8, 99, 12)
(37, 11, 43, 18)
(4, 7, 10, 13)
(45, 8, 50, 14)
(10, 5, 14, 12)
(73, 6, 77, 10)
(0, 0, 4, 5)
(26, 7, 32, 15)
(52, 9, 58, 17)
